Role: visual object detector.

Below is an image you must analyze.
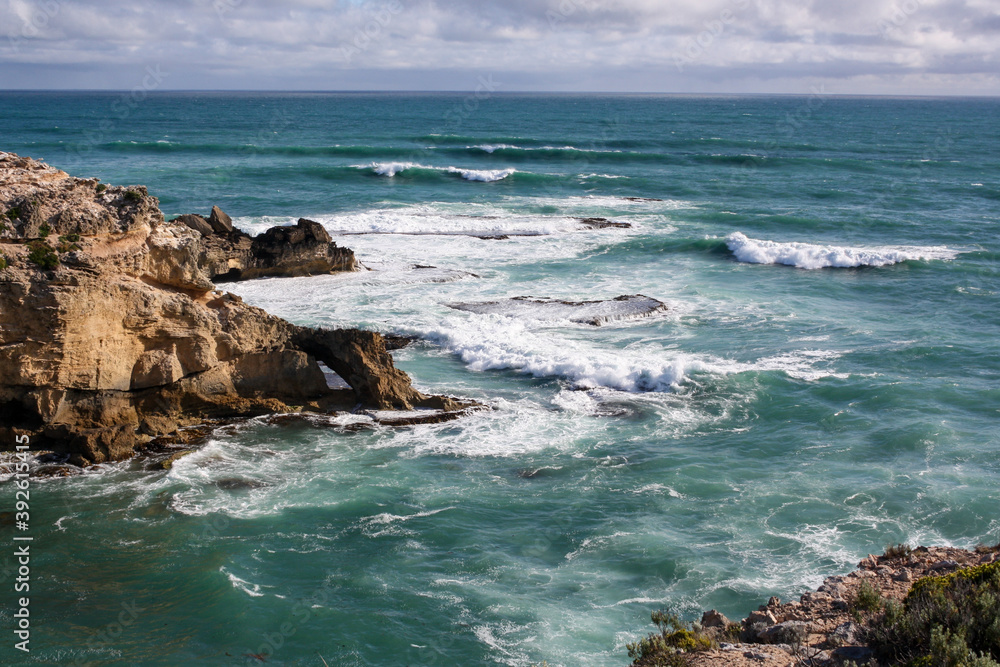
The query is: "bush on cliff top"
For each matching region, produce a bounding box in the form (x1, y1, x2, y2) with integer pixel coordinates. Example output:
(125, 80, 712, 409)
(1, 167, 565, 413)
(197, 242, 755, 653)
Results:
(865, 561, 1000, 666)
(627, 611, 714, 667)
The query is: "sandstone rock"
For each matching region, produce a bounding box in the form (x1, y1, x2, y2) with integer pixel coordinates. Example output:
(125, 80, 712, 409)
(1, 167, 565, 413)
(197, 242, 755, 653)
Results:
(293, 327, 428, 410)
(208, 205, 233, 234)
(201, 217, 356, 281)
(746, 610, 777, 626)
(131, 348, 185, 390)
(0, 152, 466, 464)
(829, 621, 860, 646)
(160, 450, 193, 469)
(174, 213, 213, 237)
(702, 609, 731, 628)
(930, 559, 958, 571)
(758, 620, 808, 645)
(244, 218, 355, 278)
(892, 569, 913, 582)
(742, 650, 774, 661)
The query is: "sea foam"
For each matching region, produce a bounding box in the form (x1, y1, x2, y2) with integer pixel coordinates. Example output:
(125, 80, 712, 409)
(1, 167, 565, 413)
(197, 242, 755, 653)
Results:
(426, 315, 846, 393)
(726, 232, 959, 269)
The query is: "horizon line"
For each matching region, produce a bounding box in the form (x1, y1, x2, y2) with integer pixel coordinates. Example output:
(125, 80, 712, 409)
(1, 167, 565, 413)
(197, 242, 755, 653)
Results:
(1, 89, 999, 100)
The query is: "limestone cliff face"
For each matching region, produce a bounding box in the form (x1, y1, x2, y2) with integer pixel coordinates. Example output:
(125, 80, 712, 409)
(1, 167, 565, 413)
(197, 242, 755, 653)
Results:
(0, 151, 460, 464)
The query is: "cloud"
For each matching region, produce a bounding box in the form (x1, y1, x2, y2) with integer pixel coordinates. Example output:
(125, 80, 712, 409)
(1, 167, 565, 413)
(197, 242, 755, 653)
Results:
(0, 0, 997, 93)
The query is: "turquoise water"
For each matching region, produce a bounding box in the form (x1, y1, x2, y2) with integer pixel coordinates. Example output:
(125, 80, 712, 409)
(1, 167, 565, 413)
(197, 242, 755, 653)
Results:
(1, 92, 999, 666)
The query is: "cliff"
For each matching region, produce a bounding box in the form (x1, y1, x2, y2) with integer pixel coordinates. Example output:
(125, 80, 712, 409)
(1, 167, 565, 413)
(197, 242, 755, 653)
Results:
(0, 151, 468, 465)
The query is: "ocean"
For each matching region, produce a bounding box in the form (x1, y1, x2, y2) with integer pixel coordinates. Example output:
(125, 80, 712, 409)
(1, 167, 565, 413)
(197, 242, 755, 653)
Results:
(1, 91, 998, 666)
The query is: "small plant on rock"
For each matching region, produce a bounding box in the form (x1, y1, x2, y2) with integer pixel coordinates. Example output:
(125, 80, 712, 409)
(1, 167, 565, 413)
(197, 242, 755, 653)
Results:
(96, 183, 107, 194)
(57, 233, 81, 253)
(26, 240, 58, 270)
(627, 610, 714, 667)
(7, 206, 22, 220)
(884, 543, 913, 560)
(850, 580, 885, 620)
(123, 189, 143, 203)
(0, 254, 7, 270)
(38, 223, 51, 239)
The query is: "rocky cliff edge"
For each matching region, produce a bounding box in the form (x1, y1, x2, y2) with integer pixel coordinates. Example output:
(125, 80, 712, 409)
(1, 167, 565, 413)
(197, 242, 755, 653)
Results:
(0, 151, 470, 465)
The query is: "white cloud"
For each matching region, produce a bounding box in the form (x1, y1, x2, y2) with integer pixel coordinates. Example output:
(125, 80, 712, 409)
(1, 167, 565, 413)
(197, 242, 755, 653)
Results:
(0, 0, 997, 93)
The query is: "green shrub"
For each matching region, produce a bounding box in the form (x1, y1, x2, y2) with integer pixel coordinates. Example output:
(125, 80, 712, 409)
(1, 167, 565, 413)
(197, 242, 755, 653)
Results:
(26, 241, 58, 270)
(7, 206, 22, 220)
(57, 234, 81, 253)
(95, 183, 107, 194)
(38, 223, 51, 239)
(851, 579, 885, 618)
(626, 611, 714, 667)
(884, 543, 913, 560)
(865, 562, 1000, 666)
(123, 190, 143, 203)
(0, 254, 7, 270)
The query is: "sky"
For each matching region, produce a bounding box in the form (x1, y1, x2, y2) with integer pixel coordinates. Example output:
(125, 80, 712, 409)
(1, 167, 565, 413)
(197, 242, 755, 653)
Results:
(1, 0, 998, 95)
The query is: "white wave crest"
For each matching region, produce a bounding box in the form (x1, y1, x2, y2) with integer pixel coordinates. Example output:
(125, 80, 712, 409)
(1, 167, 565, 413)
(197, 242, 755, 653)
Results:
(221, 567, 266, 597)
(358, 162, 516, 182)
(726, 232, 959, 269)
(472, 144, 519, 153)
(447, 167, 516, 182)
(367, 161, 427, 177)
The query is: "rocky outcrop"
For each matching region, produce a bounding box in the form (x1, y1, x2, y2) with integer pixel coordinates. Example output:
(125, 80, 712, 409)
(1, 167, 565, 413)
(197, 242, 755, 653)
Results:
(642, 545, 1000, 667)
(178, 208, 356, 282)
(0, 151, 467, 465)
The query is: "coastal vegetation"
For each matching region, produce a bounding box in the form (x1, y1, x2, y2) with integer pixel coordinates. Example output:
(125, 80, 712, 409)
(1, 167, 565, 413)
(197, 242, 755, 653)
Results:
(864, 561, 1000, 666)
(625, 545, 1000, 667)
(26, 239, 58, 269)
(626, 611, 716, 667)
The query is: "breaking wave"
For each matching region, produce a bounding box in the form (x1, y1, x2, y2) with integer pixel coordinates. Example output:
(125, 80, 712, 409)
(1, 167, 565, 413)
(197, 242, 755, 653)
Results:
(726, 232, 960, 269)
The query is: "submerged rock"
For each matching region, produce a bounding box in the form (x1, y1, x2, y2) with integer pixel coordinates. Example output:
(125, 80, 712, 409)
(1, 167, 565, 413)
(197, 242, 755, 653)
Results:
(577, 216, 632, 229)
(447, 294, 668, 326)
(215, 477, 270, 491)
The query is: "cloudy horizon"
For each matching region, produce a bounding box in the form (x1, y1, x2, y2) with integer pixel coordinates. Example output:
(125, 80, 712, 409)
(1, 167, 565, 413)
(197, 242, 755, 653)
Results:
(1, 0, 998, 96)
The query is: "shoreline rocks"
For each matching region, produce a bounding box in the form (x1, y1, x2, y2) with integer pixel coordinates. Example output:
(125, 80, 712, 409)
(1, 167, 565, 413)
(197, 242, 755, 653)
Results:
(173, 208, 357, 281)
(668, 545, 1000, 667)
(0, 151, 471, 465)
